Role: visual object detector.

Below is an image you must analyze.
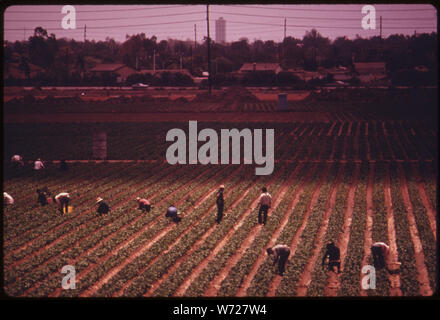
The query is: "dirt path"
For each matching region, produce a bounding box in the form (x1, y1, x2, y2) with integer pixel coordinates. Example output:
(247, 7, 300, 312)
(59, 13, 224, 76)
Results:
(383, 164, 402, 296)
(203, 163, 303, 296)
(267, 163, 332, 297)
(296, 163, 345, 296)
(397, 163, 433, 296)
(411, 164, 436, 240)
(359, 162, 374, 297)
(325, 163, 360, 296)
(235, 163, 318, 297)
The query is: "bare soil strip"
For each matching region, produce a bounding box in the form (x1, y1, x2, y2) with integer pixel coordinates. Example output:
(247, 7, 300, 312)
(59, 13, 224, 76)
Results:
(383, 164, 402, 296)
(296, 163, 345, 296)
(397, 163, 433, 296)
(411, 164, 436, 240)
(359, 162, 374, 297)
(203, 163, 303, 296)
(235, 163, 318, 297)
(267, 163, 332, 296)
(325, 163, 360, 296)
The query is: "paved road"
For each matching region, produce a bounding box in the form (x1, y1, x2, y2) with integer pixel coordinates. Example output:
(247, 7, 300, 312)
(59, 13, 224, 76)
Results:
(4, 112, 330, 123)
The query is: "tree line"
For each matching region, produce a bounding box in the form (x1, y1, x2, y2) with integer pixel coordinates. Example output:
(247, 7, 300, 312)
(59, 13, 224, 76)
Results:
(4, 27, 437, 86)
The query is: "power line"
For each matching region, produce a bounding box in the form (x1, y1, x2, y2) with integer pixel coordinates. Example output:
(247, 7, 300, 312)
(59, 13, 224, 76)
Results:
(210, 10, 435, 21)
(233, 5, 436, 12)
(6, 5, 192, 14)
(225, 20, 435, 30)
(5, 19, 205, 31)
(5, 11, 205, 22)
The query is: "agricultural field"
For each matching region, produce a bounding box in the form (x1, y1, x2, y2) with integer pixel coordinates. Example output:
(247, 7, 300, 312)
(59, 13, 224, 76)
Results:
(3, 112, 437, 297)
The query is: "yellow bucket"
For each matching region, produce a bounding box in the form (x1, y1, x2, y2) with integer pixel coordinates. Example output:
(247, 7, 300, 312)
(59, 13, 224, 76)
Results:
(63, 206, 73, 214)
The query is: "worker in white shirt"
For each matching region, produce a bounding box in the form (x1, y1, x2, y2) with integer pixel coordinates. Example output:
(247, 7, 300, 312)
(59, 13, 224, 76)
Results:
(257, 186, 272, 225)
(53, 192, 71, 214)
(11, 154, 24, 167)
(34, 158, 45, 170)
(4, 192, 14, 206)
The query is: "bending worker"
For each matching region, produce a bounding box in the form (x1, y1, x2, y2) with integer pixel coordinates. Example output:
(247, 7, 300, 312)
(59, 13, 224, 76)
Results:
(53, 192, 71, 214)
(267, 244, 290, 275)
(322, 241, 341, 273)
(136, 197, 152, 213)
(371, 242, 390, 270)
(166, 204, 181, 222)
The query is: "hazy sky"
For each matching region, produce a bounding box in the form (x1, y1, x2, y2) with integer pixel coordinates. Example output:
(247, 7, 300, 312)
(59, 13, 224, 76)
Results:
(4, 4, 437, 43)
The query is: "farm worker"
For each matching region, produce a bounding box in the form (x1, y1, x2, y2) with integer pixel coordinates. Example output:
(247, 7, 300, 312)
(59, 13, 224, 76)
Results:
(257, 186, 272, 225)
(4, 192, 14, 206)
(59, 159, 69, 171)
(37, 188, 49, 206)
(267, 244, 290, 275)
(11, 154, 24, 167)
(136, 197, 152, 213)
(166, 205, 181, 222)
(321, 241, 341, 273)
(34, 158, 45, 170)
(96, 197, 110, 215)
(371, 242, 390, 270)
(216, 185, 225, 223)
(53, 192, 71, 214)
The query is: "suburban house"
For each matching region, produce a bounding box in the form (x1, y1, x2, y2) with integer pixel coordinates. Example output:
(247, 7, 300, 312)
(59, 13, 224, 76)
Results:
(325, 66, 353, 82)
(90, 63, 137, 82)
(239, 62, 282, 75)
(138, 68, 193, 78)
(353, 62, 387, 83)
(4, 62, 44, 80)
(288, 67, 325, 81)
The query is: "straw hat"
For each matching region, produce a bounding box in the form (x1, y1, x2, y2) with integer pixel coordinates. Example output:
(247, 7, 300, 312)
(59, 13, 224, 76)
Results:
(136, 197, 141, 201)
(96, 197, 103, 203)
(219, 185, 225, 189)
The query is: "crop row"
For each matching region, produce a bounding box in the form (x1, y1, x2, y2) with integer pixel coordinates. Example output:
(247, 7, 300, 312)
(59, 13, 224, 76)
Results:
(4, 159, 436, 297)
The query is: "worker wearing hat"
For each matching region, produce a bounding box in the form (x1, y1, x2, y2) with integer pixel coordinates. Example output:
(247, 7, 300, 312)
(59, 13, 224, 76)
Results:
(216, 185, 225, 223)
(136, 197, 152, 213)
(96, 197, 110, 216)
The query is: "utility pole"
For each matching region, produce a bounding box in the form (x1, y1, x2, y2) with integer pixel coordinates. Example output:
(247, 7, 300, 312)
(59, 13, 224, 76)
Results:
(194, 24, 197, 48)
(84, 25, 87, 42)
(284, 18, 286, 40)
(206, 4, 212, 94)
(379, 16, 382, 39)
(23, 27, 25, 41)
(153, 48, 156, 72)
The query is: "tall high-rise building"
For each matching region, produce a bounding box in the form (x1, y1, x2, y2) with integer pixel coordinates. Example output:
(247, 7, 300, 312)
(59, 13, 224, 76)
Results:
(215, 17, 226, 44)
